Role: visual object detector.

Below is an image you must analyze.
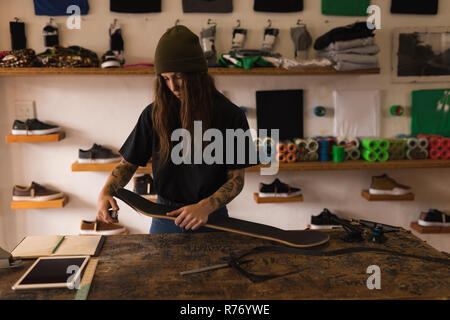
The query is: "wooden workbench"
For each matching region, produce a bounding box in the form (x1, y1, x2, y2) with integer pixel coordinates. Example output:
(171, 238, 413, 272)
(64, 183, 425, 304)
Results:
(0, 231, 449, 300)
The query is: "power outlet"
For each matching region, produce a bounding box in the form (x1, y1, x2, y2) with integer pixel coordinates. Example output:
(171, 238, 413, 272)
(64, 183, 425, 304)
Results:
(15, 100, 36, 121)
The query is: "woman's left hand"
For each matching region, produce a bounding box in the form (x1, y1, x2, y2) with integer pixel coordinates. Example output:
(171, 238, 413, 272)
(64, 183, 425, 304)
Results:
(166, 201, 212, 230)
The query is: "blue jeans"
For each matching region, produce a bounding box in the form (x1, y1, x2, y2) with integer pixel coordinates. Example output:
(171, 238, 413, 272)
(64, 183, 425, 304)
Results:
(149, 196, 228, 234)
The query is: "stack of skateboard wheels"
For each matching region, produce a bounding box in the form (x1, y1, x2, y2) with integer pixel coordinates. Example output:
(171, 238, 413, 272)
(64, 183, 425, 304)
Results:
(314, 136, 337, 162)
(361, 139, 390, 162)
(405, 136, 429, 160)
(427, 135, 450, 160)
(293, 138, 319, 161)
(337, 137, 361, 160)
(254, 137, 275, 164)
(388, 139, 407, 160)
(276, 140, 298, 163)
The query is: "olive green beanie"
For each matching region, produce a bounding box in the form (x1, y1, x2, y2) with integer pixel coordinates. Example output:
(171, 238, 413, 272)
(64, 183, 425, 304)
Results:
(154, 25, 208, 75)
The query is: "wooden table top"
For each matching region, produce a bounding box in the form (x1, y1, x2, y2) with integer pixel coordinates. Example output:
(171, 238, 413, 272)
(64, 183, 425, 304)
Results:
(1, 231, 449, 300)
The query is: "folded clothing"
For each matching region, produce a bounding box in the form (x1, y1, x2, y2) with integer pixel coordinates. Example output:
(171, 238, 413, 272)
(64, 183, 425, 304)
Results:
(254, 0, 303, 12)
(33, 0, 89, 16)
(322, 0, 370, 16)
(37, 46, 99, 67)
(335, 61, 379, 71)
(322, 37, 376, 52)
(0, 49, 39, 68)
(391, 0, 438, 15)
(314, 22, 374, 51)
(110, 0, 161, 13)
(318, 52, 378, 65)
(182, 0, 232, 13)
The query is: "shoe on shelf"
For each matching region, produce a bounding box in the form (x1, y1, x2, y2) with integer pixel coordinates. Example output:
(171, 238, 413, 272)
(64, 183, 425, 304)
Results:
(12, 182, 64, 201)
(369, 174, 411, 196)
(101, 50, 123, 68)
(258, 178, 301, 198)
(418, 209, 450, 227)
(133, 174, 157, 200)
(80, 220, 127, 235)
(310, 208, 342, 230)
(11, 118, 61, 135)
(78, 144, 122, 164)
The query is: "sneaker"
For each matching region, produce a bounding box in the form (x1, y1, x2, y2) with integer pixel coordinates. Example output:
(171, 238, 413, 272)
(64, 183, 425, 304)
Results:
(418, 209, 450, 227)
(80, 220, 127, 235)
(310, 208, 342, 230)
(78, 144, 122, 164)
(101, 50, 122, 68)
(369, 174, 411, 196)
(12, 182, 64, 201)
(11, 118, 61, 135)
(133, 174, 157, 200)
(258, 178, 301, 198)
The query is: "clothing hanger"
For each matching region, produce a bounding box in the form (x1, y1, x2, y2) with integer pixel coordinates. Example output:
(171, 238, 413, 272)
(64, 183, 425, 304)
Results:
(207, 18, 217, 27)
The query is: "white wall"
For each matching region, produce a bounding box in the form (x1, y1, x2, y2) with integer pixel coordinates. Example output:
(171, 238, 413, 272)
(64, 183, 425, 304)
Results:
(1, 0, 449, 253)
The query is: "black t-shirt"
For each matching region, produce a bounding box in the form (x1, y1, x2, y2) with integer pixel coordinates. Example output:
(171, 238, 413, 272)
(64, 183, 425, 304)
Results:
(119, 92, 257, 204)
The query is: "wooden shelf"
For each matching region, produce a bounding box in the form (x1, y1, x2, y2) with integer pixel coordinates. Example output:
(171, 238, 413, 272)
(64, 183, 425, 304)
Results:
(410, 222, 450, 234)
(71, 161, 152, 173)
(0, 66, 380, 76)
(5, 131, 65, 143)
(11, 196, 68, 209)
(246, 160, 450, 172)
(361, 190, 415, 201)
(253, 193, 303, 204)
(71, 159, 450, 174)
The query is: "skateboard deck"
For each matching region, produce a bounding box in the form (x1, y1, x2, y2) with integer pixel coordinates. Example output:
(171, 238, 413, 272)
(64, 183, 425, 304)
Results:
(114, 188, 329, 248)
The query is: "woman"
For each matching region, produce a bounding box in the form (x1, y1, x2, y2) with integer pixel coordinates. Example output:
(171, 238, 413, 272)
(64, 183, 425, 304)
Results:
(97, 25, 255, 233)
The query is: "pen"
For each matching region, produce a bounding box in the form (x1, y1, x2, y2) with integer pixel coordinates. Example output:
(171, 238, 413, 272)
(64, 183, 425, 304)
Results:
(52, 236, 65, 254)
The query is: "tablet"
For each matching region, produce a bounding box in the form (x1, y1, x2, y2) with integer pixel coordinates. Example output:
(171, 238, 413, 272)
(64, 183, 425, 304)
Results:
(12, 256, 89, 290)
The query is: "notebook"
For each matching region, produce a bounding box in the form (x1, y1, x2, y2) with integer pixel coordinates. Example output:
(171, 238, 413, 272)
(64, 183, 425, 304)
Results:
(11, 235, 104, 259)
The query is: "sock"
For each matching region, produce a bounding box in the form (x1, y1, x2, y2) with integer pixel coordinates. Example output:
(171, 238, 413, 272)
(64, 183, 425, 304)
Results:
(10, 21, 27, 50)
(262, 28, 279, 52)
(232, 28, 247, 50)
(43, 22, 59, 48)
(290, 25, 312, 58)
(110, 21, 124, 64)
(200, 25, 217, 65)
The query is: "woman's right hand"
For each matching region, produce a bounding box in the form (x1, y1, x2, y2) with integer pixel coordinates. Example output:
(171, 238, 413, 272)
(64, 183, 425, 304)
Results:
(97, 189, 119, 224)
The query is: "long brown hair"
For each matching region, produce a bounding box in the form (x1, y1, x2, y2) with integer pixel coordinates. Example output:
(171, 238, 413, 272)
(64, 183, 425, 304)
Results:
(152, 72, 216, 164)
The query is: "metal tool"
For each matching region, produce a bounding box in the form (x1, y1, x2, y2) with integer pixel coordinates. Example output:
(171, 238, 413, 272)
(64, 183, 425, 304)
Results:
(0, 246, 23, 269)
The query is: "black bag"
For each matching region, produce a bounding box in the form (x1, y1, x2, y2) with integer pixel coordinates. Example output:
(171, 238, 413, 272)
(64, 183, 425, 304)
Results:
(254, 0, 303, 12)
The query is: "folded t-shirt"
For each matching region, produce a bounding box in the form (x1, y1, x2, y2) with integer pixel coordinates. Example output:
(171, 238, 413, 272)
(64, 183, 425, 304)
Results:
(254, 0, 303, 12)
(182, 0, 232, 13)
(110, 0, 161, 13)
(33, 0, 89, 16)
(322, 0, 370, 16)
(391, 0, 438, 15)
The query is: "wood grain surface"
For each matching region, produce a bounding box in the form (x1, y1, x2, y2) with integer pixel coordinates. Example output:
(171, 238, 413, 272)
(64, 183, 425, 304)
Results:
(1, 231, 449, 300)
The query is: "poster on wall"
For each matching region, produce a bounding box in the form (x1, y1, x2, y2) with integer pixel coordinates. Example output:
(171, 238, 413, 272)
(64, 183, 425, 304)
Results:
(392, 27, 450, 83)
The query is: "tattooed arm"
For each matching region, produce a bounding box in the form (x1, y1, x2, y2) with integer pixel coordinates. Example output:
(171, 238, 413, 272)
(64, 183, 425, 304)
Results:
(167, 169, 245, 230)
(97, 159, 138, 223)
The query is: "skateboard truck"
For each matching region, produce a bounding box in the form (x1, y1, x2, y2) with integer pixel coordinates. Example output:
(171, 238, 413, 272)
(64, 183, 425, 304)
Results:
(351, 219, 404, 244)
(327, 215, 365, 243)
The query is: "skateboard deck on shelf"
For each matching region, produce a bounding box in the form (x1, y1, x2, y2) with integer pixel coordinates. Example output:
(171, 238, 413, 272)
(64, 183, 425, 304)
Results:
(114, 188, 330, 248)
